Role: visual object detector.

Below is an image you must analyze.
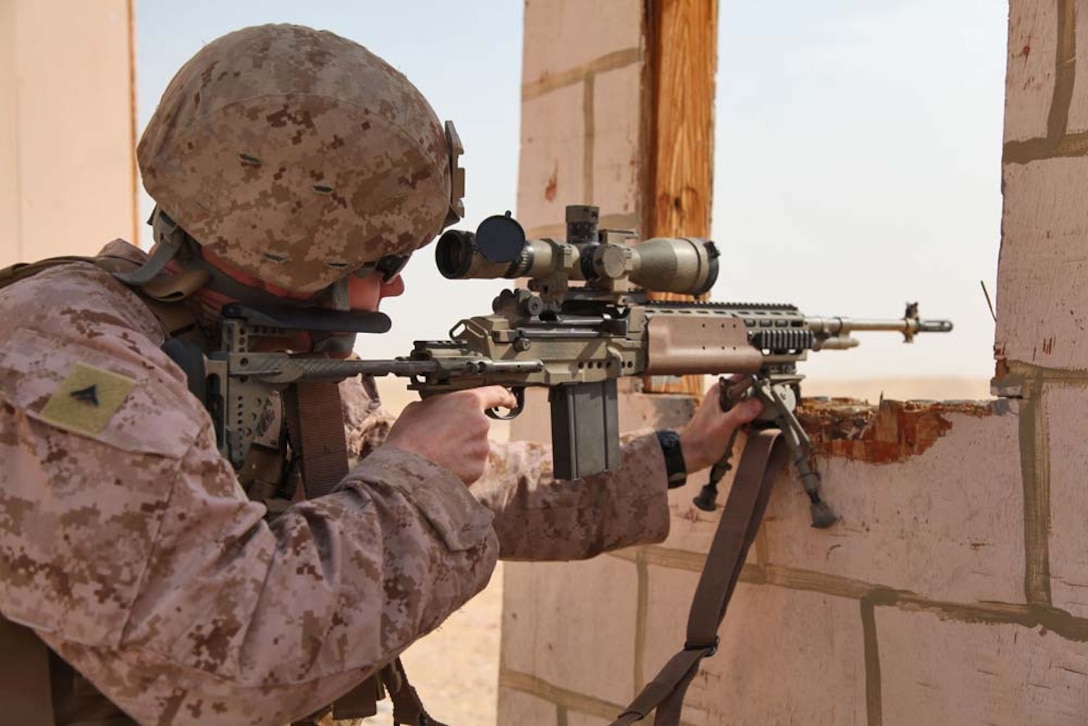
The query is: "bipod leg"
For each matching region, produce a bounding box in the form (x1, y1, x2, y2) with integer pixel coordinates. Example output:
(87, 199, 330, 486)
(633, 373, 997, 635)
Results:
(692, 376, 757, 512)
(753, 379, 837, 529)
(692, 428, 740, 512)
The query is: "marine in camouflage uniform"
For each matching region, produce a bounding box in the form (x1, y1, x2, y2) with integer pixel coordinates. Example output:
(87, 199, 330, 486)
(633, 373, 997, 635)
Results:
(0, 24, 759, 726)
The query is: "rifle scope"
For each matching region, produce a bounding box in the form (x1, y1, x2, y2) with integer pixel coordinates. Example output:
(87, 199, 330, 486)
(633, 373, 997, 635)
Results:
(436, 210, 720, 296)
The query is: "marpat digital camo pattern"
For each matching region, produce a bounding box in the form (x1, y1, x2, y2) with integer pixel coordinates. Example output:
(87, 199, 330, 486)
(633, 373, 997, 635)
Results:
(0, 243, 671, 725)
(138, 24, 452, 294)
(340, 373, 397, 464)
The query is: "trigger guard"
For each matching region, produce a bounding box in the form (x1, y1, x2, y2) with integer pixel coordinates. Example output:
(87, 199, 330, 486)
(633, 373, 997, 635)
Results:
(486, 388, 525, 421)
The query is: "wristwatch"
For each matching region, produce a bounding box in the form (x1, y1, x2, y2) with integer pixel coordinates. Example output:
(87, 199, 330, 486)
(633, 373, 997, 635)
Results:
(655, 429, 687, 488)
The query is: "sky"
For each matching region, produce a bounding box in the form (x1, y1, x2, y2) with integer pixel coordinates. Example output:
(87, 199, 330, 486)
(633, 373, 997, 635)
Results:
(136, 0, 1008, 382)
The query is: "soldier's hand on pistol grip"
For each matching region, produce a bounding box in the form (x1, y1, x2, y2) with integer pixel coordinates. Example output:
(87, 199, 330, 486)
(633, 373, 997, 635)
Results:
(384, 386, 519, 484)
(678, 377, 765, 474)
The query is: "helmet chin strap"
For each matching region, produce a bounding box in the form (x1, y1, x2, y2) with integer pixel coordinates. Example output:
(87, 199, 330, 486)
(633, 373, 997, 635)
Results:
(117, 207, 368, 356)
(329, 277, 352, 311)
(113, 208, 186, 286)
(121, 206, 349, 312)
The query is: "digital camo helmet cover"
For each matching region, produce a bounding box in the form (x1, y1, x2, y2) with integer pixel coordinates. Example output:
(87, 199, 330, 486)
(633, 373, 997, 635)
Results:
(138, 24, 460, 294)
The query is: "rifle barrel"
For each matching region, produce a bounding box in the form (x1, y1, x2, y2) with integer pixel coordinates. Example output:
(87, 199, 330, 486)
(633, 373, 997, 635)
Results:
(805, 317, 954, 335)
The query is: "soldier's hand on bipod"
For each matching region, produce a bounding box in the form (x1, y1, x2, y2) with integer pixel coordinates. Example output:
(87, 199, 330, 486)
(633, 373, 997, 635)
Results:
(679, 378, 765, 473)
(385, 386, 519, 484)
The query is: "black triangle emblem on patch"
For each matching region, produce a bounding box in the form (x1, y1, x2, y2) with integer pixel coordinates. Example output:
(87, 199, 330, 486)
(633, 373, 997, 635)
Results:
(70, 384, 99, 407)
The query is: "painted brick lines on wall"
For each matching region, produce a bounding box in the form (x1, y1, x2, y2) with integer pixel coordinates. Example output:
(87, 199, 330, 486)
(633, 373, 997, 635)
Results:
(517, 0, 644, 236)
(495, 688, 559, 726)
(521, 0, 642, 87)
(1004, 0, 1059, 142)
(659, 403, 1025, 607)
(566, 712, 614, 726)
(500, 556, 640, 707)
(1065, 0, 1088, 133)
(1044, 384, 1088, 619)
(876, 606, 1088, 726)
(997, 157, 1088, 369)
(643, 574, 869, 726)
(517, 82, 588, 231)
(763, 404, 1025, 606)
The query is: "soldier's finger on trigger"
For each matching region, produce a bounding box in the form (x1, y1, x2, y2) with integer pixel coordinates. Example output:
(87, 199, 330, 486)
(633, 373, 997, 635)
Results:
(474, 386, 517, 411)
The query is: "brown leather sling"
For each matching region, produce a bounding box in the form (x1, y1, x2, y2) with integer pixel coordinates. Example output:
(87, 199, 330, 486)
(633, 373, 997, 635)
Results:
(610, 429, 789, 726)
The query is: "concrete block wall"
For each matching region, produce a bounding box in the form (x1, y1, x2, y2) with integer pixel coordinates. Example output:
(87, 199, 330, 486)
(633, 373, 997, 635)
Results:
(499, 0, 1088, 724)
(503, 398, 1088, 725)
(997, 0, 1088, 622)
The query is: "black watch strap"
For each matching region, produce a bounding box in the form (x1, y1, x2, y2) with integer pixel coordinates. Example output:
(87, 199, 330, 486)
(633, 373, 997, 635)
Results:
(656, 429, 687, 488)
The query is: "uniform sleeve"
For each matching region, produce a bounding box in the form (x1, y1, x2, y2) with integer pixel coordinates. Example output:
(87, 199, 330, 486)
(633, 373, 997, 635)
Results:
(36, 438, 498, 725)
(0, 270, 499, 724)
(339, 374, 397, 461)
(470, 431, 671, 561)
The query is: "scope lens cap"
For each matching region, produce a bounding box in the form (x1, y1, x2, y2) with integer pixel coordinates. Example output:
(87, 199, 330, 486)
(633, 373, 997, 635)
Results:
(475, 213, 526, 263)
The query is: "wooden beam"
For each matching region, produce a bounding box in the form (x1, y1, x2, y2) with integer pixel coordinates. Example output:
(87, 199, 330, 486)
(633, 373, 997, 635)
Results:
(643, 0, 718, 397)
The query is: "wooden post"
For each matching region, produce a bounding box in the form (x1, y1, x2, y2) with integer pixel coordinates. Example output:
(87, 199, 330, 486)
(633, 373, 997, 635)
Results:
(642, 0, 718, 397)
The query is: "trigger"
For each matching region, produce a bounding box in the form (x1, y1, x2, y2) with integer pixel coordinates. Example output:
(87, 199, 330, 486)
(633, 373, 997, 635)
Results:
(487, 388, 525, 421)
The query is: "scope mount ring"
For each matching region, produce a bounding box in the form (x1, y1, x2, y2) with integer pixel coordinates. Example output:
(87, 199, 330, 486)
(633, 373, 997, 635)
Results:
(486, 387, 525, 421)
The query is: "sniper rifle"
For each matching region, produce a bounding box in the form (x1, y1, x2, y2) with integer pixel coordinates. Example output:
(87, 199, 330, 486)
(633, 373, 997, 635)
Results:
(205, 204, 953, 528)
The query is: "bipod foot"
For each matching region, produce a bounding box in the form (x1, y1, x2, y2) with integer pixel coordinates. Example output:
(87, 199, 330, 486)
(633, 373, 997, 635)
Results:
(693, 476, 723, 511)
(752, 378, 840, 529)
(809, 498, 837, 529)
(693, 425, 741, 512)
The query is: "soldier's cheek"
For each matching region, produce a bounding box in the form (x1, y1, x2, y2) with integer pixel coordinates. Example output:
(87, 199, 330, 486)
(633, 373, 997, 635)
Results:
(344, 273, 400, 312)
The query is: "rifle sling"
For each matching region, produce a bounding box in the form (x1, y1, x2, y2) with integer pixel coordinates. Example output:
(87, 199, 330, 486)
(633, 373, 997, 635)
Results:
(284, 380, 351, 500)
(610, 428, 788, 726)
(283, 381, 441, 725)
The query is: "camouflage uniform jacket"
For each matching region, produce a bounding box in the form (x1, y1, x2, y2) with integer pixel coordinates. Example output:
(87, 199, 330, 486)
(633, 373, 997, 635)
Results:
(0, 242, 671, 725)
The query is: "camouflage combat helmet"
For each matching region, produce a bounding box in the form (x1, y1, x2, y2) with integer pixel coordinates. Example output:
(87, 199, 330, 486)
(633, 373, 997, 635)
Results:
(136, 23, 464, 295)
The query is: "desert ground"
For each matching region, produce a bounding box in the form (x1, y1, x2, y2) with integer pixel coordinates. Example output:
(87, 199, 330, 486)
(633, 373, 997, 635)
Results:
(363, 376, 991, 725)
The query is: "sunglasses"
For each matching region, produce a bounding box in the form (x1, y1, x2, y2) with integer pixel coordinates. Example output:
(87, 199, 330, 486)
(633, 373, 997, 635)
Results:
(353, 253, 411, 282)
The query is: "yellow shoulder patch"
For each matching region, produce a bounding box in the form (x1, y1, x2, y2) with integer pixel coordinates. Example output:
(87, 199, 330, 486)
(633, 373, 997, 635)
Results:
(39, 363, 135, 435)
